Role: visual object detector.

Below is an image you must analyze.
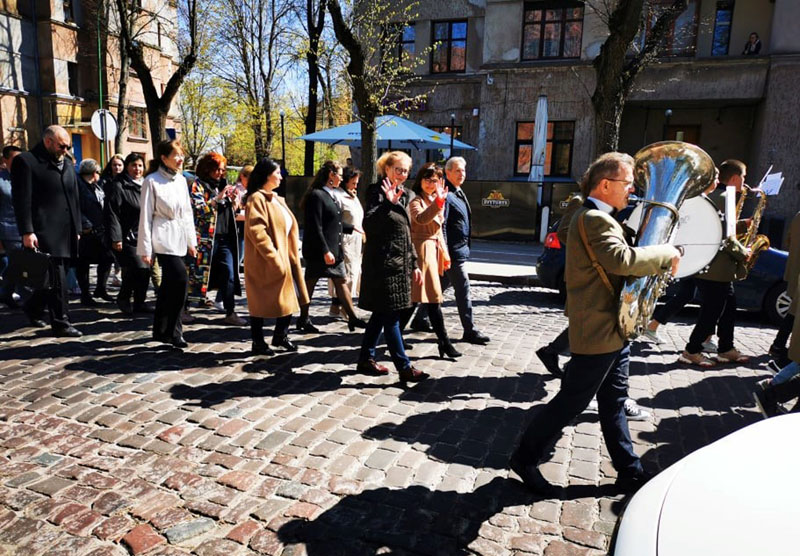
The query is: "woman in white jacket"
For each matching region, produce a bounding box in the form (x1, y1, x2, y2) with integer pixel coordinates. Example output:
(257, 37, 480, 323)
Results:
(137, 140, 197, 348)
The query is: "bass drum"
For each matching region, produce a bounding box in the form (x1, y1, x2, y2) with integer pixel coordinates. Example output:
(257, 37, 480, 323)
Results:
(625, 196, 723, 279)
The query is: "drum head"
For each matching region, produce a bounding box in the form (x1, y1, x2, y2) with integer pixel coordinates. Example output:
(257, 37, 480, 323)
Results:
(673, 196, 723, 278)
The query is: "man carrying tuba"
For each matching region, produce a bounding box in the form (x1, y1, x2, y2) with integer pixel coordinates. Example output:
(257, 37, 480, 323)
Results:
(511, 152, 680, 496)
(679, 159, 752, 367)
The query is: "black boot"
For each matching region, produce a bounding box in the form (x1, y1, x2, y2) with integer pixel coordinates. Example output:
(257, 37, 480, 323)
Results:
(438, 339, 462, 359)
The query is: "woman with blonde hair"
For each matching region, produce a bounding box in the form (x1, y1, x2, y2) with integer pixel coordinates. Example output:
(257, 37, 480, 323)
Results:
(356, 150, 428, 382)
(243, 157, 309, 355)
(409, 163, 461, 358)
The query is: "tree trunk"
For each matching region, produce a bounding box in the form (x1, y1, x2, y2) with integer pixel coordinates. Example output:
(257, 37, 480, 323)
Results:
(303, 0, 325, 176)
(253, 119, 265, 160)
(114, 48, 130, 154)
(360, 115, 377, 185)
(593, 92, 624, 155)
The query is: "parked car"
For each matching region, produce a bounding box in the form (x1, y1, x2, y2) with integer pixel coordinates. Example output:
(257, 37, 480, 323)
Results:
(613, 413, 800, 556)
(536, 216, 790, 325)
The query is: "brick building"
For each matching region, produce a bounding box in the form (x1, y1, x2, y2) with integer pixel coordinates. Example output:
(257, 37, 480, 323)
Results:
(401, 0, 800, 238)
(0, 0, 181, 163)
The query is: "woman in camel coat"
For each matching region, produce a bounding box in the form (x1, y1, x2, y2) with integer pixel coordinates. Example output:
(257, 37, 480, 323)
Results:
(409, 163, 460, 359)
(244, 157, 309, 356)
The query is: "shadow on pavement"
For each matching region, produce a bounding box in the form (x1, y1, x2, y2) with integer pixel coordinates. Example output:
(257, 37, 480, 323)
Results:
(277, 477, 537, 555)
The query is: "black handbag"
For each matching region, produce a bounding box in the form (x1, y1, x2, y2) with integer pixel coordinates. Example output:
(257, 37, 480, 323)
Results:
(4, 248, 51, 290)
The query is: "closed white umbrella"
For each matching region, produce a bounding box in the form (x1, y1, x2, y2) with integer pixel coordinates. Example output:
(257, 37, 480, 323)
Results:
(528, 94, 549, 242)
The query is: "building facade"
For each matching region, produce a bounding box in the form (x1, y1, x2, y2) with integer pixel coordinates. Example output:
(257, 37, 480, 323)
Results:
(0, 0, 181, 163)
(404, 0, 800, 236)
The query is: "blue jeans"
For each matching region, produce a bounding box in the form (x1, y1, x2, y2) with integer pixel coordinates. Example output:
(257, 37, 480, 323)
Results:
(773, 361, 800, 386)
(0, 239, 22, 299)
(212, 235, 236, 314)
(359, 311, 411, 371)
(517, 344, 642, 478)
(441, 258, 475, 334)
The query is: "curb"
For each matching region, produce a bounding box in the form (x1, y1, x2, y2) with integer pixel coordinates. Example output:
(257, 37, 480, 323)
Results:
(468, 273, 541, 287)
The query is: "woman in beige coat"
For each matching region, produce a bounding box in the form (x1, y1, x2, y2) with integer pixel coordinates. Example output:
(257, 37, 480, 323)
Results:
(409, 163, 461, 358)
(244, 158, 310, 356)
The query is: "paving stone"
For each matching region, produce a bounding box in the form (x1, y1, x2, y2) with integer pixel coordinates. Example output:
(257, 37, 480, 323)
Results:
(194, 538, 245, 556)
(93, 514, 137, 541)
(163, 517, 215, 543)
(226, 520, 262, 544)
(28, 476, 74, 495)
(122, 524, 166, 555)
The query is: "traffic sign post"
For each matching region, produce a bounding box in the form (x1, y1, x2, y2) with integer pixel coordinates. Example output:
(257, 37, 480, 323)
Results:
(91, 109, 118, 166)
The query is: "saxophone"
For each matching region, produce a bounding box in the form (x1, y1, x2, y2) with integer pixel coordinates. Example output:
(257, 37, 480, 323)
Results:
(740, 188, 770, 273)
(618, 141, 716, 339)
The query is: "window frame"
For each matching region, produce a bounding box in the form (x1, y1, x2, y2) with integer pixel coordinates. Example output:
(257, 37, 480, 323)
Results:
(396, 22, 416, 66)
(67, 62, 79, 97)
(513, 120, 575, 178)
(711, 0, 734, 56)
(128, 106, 148, 140)
(521, 2, 584, 61)
(430, 19, 468, 74)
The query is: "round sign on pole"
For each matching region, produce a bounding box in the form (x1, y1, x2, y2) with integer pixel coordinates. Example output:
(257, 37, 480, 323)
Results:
(91, 109, 118, 141)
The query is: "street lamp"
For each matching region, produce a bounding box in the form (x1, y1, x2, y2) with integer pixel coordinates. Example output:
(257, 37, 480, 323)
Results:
(279, 109, 286, 165)
(449, 112, 455, 153)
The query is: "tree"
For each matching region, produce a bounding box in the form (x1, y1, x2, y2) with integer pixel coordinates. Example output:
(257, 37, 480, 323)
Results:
(300, 0, 326, 176)
(326, 0, 431, 184)
(179, 74, 231, 167)
(114, 0, 200, 154)
(209, 0, 293, 159)
(589, 0, 687, 154)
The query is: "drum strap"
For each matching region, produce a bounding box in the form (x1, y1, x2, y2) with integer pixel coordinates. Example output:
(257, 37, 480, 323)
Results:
(578, 212, 615, 296)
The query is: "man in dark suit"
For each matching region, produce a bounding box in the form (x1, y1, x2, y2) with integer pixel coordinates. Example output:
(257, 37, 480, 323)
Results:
(510, 152, 680, 496)
(437, 156, 489, 344)
(11, 125, 82, 336)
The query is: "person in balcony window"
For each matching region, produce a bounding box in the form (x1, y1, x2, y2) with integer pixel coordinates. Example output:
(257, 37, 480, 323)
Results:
(742, 32, 761, 55)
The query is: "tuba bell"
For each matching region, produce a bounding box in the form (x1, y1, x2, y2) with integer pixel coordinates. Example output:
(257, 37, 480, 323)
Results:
(618, 141, 716, 339)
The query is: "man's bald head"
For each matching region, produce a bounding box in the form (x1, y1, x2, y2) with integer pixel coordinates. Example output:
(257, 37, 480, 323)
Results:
(42, 125, 71, 161)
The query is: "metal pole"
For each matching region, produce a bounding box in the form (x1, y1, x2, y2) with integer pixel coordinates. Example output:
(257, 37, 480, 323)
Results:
(97, 0, 106, 166)
(280, 109, 286, 164)
(449, 113, 455, 153)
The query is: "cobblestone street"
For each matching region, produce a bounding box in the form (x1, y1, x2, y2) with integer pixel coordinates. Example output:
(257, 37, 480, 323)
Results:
(0, 282, 776, 555)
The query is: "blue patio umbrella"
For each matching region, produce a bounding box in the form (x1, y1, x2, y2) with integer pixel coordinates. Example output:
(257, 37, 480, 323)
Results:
(297, 115, 476, 151)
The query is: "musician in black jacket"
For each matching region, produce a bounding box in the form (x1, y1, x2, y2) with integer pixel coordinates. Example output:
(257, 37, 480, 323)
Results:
(11, 125, 82, 336)
(297, 160, 366, 332)
(105, 153, 151, 315)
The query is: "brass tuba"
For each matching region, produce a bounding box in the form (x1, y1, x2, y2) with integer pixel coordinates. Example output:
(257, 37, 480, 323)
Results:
(618, 141, 716, 339)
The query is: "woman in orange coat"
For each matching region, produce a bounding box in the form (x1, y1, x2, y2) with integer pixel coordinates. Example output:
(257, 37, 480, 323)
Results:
(409, 163, 461, 358)
(243, 158, 310, 356)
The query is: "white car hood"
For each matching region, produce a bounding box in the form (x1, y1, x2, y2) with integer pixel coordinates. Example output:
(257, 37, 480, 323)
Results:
(616, 413, 800, 556)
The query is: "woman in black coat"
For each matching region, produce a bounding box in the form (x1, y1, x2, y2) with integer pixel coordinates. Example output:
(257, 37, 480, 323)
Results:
(105, 153, 151, 315)
(297, 160, 366, 332)
(356, 151, 428, 382)
(76, 159, 114, 305)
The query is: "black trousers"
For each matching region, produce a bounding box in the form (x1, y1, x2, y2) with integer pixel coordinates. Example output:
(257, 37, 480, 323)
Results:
(119, 265, 150, 307)
(516, 344, 642, 478)
(652, 278, 696, 325)
(545, 326, 570, 355)
(424, 302, 451, 343)
(773, 312, 794, 350)
(77, 259, 112, 297)
(154, 254, 188, 341)
(686, 279, 736, 354)
(25, 256, 70, 330)
(250, 315, 291, 344)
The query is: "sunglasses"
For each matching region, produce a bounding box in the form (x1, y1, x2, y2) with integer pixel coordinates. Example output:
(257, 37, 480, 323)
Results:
(58, 143, 71, 150)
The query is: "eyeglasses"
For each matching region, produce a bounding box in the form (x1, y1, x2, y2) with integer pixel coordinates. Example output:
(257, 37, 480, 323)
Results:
(57, 143, 71, 150)
(606, 178, 634, 187)
(392, 167, 410, 175)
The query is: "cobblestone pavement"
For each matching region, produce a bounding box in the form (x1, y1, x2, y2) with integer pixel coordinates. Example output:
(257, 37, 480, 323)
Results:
(0, 282, 777, 555)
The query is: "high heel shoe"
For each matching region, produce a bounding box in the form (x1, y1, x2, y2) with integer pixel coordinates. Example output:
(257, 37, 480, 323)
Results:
(399, 367, 429, 383)
(295, 317, 320, 333)
(438, 340, 462, 359)
(347, 317, 367, 331)
(271, 335, 298, 352)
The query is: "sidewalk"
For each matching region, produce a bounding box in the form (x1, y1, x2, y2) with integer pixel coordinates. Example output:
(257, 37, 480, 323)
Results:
(466, 239, 542, 286)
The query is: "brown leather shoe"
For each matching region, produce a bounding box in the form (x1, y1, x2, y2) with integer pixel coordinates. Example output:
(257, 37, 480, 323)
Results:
(357, 359, 389, 375)
(399, 366, 429, 383)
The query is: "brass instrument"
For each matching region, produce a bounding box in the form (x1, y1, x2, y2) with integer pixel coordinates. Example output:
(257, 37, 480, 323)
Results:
(618, 141, 716, 339)
(740, 186, 770, 273)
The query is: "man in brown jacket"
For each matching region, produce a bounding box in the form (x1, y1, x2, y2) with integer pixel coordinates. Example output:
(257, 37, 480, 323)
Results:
(511, 152, 680, 496)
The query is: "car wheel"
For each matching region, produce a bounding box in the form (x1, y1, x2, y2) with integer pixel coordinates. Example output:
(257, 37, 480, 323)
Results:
(763, 282, 790, 326)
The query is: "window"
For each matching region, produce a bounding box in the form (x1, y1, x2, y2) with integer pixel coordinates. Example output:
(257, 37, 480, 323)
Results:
(712, 1, 734, 56)
(514, 121, 574, 177)
(128, 107, 148, 139)
(522, 3, 583, 60)
(638, 0, 700, 57)
(67, 62, 79, 97)
(426, 125, 463, 163)
(431, 20, 467, 73)
(63, 0, 74, 23)
(396, 23, 415, 65)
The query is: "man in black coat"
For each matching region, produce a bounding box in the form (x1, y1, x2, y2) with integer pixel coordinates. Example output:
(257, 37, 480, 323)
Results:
(11, 125, 82, 336)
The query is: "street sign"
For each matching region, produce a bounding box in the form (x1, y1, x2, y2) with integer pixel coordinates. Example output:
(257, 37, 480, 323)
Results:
(91, 109, 118, 141)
